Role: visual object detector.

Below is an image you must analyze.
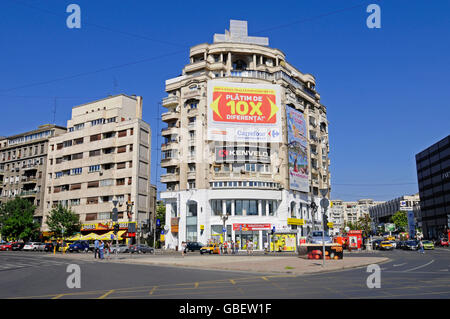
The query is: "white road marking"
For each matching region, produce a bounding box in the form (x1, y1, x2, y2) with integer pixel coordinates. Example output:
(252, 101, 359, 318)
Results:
(404, 260, 435, 272)
(393, 263, 406, 267)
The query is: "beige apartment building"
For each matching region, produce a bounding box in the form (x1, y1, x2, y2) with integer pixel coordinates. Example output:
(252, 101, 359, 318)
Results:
(330, 199, 385, 235)
(42, 94, 152, 239)
(0, 125, 67, 227)
(161, 20, 331, 250)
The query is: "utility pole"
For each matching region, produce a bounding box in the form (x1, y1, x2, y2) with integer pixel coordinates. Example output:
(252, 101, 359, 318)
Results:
(319, 189, 329, 267)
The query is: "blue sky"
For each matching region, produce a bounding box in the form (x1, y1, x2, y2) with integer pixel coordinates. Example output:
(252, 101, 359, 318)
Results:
(0, 0, 448, 201)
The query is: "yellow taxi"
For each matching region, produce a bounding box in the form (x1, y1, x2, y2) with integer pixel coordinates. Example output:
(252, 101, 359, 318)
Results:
(379, 241, 394, 251)
(200, 243, 220, 255)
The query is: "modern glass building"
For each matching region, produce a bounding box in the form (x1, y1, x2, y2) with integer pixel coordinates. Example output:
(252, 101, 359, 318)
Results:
(415, 135, 450, 239)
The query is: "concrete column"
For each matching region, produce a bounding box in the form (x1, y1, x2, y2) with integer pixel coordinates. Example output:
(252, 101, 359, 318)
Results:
(253, 54, 256, 69)
(258, 200, 262, 217)
(226, 52, 232, 75)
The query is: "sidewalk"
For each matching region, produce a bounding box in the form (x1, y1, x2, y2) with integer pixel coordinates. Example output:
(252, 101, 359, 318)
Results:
(46, 252, 389, 275)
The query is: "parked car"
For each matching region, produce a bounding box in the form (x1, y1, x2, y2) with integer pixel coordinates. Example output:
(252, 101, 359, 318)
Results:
(389, 241, 397, 249)
(403, 240, 418, 250)
(23, 242, 42, 251)
(129, 244, 154, 254)
(200, 243, 220, 254)
(379, 241, 394, 251)
(11, 242, 25, 251)
(422, 240, 435, 250)
(307, 231, 332, 244)
(37, 243, 47, 251)
(396, 241, 405, 249)
(69, 240, 90, 252)
(435, 238, 449, 247)
(44, 243, 55, 252)
(0, 242, 13, 251)
(110, 244, 129, 254)
(184, 242, 204, 253)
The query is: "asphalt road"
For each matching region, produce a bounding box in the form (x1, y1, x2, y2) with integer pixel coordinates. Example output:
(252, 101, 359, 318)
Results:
(1, 248, 449, 299)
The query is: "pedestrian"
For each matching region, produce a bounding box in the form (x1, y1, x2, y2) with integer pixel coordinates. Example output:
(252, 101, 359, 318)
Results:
(235, 241, 239, 254)
(230, 240, 235, 255)
(418, 239, 425, 254)
(94, 239, 99, 259)
(181, 241, 186, 257)
(264, 241, 268, 254)
(105, 241, 110, 259)
(99, 240, 105, 259)
(224, 241, 228, 254)
(250, 241, 254, 255)
(246, 240, 250, 255)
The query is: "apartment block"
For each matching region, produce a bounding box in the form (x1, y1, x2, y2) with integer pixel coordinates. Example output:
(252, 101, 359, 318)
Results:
(42, 94, 152, 237)
(0, 125, 67, 227)
(330, 199, 384, 235)
(161, 20, 331, 250)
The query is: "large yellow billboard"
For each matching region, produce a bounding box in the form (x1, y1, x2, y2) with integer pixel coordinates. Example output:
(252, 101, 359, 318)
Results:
(207, 80, 282, 142)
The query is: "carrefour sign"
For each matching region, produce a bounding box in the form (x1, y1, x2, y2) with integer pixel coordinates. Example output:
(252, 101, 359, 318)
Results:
(207, 80, 282, 142)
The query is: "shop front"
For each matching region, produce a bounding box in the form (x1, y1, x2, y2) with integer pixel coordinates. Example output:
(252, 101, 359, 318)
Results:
(233, 223, 271, 250)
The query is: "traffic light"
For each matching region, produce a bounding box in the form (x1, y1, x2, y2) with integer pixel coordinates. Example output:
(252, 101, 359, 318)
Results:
(114, 223, 119, 234)
(323, 214, 329, 232)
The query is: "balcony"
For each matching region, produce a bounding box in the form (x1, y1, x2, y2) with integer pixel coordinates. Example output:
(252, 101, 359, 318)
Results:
(161, 157, 179, 167)
(20, 190, 39, 197)
(184, 60, 207, 73)
(161, 111, 179, 122)
(183, 89, 201, 99)
(160, 173, 180, 183)
(161, 127, 178, 136)
(161, 142, 178, 151)
(22, 176, 38, 184)
(162, 95, 179, 108)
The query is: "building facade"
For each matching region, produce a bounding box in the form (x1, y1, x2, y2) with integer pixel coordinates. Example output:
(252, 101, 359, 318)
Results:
(42, 94, 153, 239)
(0, 125, 67, 227)
(416, 135, 450, 239)
(161, 20, 331, 250)
(369, 194, 420, 229)
(330, 199, 384, 236)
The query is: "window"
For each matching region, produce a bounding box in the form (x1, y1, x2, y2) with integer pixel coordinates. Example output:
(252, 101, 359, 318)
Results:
(211, 199, 223, 216)
(70, 198, 81, 206)
(71, 168, 82, 175)
(72, 153, 83, 160)
(90, 134, 101, 142)
(88, 181, 99, 188)
(70, 183, 81, 191)
(98, 212, 111, 220)
(117, 162, 126, 169)
(235, 200, 243, 216)
(91, 119, 104, 126)
(89, 150, 101, 157)
(74, 123, 84, 131)
(118, 130, 127, 138)
(85, 213, 97, 221)
(63, 140, 72, 148)
(103, 131, 115, 139)
(86, 197, 98, 205)
(88, 165, 100, 173)
(103, 147, 114, 154)
(188, 179, 196, 189)
(117, 146, 127, 153)
(74, 138, 84, 145)
(100, 179, 114, 187)
(116, 178, 125, 186)
(106, 117, 116, 123)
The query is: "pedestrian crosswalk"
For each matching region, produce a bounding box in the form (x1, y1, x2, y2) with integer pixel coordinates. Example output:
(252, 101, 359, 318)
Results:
(0, 257, 93, 271)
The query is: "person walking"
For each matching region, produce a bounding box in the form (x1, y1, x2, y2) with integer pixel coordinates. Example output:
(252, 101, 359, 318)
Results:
(181, 241, 186, 257)
(99, 240, 105, 259)
(264, 241, 269, 255)
(235, 241, 239, 255)
(94, 239, 99, 259)
(230, 240, 235, 255)
(246, 240, 250, 255)
(105, 241, 110, 259)
(418, 239, 425, 254)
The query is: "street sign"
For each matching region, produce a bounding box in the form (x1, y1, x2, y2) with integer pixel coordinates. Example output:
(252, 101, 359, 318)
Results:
(320, 198, 330, 208)
(161, 230, 164, 235)
(112, 200, 118, 207)
(156, 219, 161, 227)
(223, 227, 226, 233)
(320, 189, 329, 197)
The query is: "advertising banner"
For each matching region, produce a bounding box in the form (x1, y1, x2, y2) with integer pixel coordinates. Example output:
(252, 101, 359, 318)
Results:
(286, 105, 309, 192)
(207, 80, 282, 142)
(81, 221, 136, 231)
(215, 146, 270, 163)
(232, 223, 271, 231)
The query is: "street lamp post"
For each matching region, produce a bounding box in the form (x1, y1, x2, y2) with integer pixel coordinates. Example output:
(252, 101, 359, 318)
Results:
(221, 212, 229, 248)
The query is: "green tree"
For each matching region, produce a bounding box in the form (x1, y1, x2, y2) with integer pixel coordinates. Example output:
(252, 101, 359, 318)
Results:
(147, 201, 166, 248)
(391, 211, 408, 232)
(0, 197, 39, 241)
(357, 213, 373, 236)
(45, 205, 80, 238)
